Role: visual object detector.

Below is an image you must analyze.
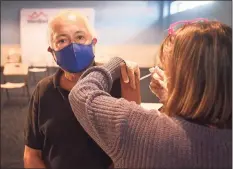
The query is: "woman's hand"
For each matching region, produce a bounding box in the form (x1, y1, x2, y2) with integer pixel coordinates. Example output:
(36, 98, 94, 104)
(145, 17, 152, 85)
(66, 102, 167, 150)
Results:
(149, 66, 168, 104)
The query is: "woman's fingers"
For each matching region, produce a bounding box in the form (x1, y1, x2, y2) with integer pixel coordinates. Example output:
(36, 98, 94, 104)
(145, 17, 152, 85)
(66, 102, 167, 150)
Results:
(149, 85, 160, 96)
(149, 84, 167, 103)
(151, 77, 166, 89)
(149, 71, 168, 103)
(150, 80, 164, 91)
(151, 72, 161, 81)
(154, 66, 165, 81)
(149, 67, 155, 73)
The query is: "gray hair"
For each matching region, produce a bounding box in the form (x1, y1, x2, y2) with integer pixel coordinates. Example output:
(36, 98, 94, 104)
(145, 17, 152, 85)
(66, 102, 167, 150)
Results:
(47, 10, 96, 47)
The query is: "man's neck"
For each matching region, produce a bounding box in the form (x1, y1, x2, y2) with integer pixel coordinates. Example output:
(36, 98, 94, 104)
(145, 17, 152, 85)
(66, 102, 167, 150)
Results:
(64, 71, 81, 82)
(59, 61, 95, 91)
(60, 71, 81, 91)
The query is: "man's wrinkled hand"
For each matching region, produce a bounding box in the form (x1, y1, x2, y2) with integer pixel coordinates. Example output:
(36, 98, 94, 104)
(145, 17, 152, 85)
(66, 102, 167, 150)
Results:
(149, 66, 168, 104)
(120, 61, 140, 89)
(120, 61, 141, 104)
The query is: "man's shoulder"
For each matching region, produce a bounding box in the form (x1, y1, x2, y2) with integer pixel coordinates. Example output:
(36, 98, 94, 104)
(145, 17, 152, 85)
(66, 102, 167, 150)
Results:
(33, 74, 56, 96)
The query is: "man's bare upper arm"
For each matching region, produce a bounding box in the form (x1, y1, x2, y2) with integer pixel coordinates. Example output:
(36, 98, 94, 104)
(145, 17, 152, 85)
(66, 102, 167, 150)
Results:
(24, 145, 42, 159)
(24, 145, 46, 168)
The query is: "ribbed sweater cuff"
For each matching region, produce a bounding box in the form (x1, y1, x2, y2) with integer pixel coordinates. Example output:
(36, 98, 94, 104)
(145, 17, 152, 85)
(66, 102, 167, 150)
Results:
(78, 57, 125, 93)
(102, 57, 125, 82)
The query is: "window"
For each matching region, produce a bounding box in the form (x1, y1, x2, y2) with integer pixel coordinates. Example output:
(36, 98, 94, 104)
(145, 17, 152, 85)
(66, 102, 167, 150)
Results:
(170, 1, 214, 15)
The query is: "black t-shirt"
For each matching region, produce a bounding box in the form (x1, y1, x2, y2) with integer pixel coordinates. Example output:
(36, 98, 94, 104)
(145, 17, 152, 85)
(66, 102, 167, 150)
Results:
(24, 69, 121, 169)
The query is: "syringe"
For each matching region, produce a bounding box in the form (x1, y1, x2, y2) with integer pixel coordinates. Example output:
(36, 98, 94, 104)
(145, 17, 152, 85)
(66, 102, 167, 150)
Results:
(140, 67, 155, 81)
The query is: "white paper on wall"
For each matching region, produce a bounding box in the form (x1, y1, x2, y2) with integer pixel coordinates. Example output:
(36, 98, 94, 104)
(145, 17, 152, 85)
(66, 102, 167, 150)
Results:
(20, 8, 95, 67)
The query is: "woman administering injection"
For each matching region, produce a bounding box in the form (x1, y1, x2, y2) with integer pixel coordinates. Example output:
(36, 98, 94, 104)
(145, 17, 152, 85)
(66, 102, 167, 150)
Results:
(69, 19, 231, 168)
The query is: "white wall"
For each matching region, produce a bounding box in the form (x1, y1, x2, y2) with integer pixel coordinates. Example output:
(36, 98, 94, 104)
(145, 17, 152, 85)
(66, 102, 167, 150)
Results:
(20, 8, 95, 67)
(1, 1, 163, 67)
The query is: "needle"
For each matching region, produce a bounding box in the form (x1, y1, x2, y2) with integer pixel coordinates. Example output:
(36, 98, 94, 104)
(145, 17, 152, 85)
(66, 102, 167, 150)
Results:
(140, 67, 156, 81)
(140, 73, 152, 81)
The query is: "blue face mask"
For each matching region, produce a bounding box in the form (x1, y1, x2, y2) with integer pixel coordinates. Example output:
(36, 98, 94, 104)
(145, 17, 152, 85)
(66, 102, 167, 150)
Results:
(54, 43, 95, 73)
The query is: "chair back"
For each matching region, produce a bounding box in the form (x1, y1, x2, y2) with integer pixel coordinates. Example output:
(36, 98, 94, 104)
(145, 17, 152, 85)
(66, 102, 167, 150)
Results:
(6, 52, 22, 63)
(3, 63, 28, 76)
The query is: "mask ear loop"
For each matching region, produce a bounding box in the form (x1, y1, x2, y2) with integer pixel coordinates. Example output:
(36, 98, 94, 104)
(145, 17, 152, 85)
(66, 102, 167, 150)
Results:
(47, 46, 58, 66)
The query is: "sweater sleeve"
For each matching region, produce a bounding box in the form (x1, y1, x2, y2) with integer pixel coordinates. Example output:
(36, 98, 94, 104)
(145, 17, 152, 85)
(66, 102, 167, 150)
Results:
(68, 57, 135, 156)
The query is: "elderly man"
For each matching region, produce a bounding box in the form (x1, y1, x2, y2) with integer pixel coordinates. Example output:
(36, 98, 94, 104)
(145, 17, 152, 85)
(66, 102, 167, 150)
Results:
(23, 10, 140, 169)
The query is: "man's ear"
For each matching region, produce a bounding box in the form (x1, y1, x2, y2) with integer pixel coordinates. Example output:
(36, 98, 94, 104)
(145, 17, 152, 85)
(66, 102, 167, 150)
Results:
(48, 46, 57, 62)
(92, 38, 97, 45)
(48, 46, 53, 53)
